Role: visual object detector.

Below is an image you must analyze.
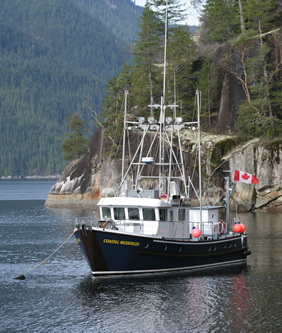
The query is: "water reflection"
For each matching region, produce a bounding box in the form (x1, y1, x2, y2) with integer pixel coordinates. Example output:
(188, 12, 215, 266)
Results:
(74, 265, 251, 332)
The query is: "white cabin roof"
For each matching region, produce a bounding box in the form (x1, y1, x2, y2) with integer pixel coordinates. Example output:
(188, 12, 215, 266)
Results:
(98, 196, 171, 208)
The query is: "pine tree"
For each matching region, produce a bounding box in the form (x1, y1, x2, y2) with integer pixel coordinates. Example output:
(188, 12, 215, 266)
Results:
(200, 0, 240, 43)
(102, 62, 133, 159)
(132, 3, 163, 114)
(196, 55, 218, 128)
(149, 0, 188, 25)
(61, 113, 89, 160)
(165, 25, 196, 119)
(243, 0, 279, 33)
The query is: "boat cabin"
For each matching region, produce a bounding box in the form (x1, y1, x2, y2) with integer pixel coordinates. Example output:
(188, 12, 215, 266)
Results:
(98, 197, 225, 240)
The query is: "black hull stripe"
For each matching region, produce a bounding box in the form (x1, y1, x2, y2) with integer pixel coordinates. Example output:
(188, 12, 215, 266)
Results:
(153, 237, 242, 245)
(136, 247, 249, 258)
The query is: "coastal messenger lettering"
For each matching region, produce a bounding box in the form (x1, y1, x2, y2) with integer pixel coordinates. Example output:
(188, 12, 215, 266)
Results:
(103, 239, 119, 244)
(120, 241, 139, 246)
(103, 239, 139, 246)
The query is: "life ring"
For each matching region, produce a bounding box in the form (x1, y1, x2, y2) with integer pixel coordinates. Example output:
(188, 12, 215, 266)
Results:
(218, 220, 225, 234)
(159, 194, 168, 201)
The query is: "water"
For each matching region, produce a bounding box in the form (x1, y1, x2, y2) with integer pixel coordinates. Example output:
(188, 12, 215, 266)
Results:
(1, 180, 282, 332)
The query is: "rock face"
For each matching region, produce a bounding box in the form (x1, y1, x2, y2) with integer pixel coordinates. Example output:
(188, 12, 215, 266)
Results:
(44, 127, 282, 212)
(229, 140, 282, 211)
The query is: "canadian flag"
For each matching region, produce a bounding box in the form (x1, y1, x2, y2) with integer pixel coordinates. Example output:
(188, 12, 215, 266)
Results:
(234, 170, 258, 184)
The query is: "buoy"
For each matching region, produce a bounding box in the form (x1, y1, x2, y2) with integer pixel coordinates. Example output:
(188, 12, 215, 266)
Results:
(192, 227, 201, 238)
(159, 194, 168, 201)
(233, 223, 242, 233)
(240, 223, 246, 233)
(13, 274, 26, 280)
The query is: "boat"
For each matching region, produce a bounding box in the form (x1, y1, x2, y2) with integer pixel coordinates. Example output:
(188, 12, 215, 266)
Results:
(73, 4, 251, 276)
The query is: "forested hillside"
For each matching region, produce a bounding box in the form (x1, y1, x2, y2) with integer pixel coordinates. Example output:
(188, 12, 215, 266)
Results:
(101, 0, 281, 161)
(2, 0, 280, 178)
(0, 0, 143, 177)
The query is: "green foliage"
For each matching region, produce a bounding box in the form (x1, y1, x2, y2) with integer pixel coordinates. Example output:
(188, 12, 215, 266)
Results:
(236, 101, 282, 141)
(102, 63, 133, 159)
(132, 1, 197, 120)
(132, 4, 163, 112)
(201, 0, 241, 43)
(166, 25, 196, 119)
(195, 55, 218, 128)
(62, 113, 89, 161)
(149, 0, 188, 25)
(0, 0, 142, 176)
(243, 0, 279, 32)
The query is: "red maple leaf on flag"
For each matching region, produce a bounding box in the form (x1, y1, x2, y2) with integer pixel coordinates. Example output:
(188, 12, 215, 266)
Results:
(241, 173, 250, 180)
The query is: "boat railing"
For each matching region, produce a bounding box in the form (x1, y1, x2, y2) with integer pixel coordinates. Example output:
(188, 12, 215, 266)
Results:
(188, 221, 228, 239)
(76, 218, 228, 238)
(112, 219, 228, 238)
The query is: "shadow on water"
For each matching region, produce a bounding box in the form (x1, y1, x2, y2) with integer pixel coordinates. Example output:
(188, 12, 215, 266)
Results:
(72, 263, 252, 332)
(76, 263, 249, 301)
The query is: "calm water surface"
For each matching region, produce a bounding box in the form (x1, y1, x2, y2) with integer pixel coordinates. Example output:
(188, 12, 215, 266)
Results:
(0, 180, 282, 332)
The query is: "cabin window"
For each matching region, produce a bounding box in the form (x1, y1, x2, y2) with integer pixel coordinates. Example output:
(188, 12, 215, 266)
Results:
(128, 208, 140, 220)
(102, 207, 111, 219)
(143, 208, 155, 221)
(114, 208, 125, 220)
(159, 209, 167, 221)
(178, 209, 185, 221)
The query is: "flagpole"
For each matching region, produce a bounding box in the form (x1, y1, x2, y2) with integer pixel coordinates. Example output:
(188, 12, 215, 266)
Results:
(224, 176, 230, 231)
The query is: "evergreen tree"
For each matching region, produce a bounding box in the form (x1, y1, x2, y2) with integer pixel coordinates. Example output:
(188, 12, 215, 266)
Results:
(102, 62, 133, 159)
(149, 0, 188, 25)
(226, 30, 282, 140)
(243, 0, 279, 33)
(200, 0, 241, 43)
(132, 3, 163, 114)
(61, 113, 89, 160)
(165, 25, 196, 118)
(196, 55, 218, 128)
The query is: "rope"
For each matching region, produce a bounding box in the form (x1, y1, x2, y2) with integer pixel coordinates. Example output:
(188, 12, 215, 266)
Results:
(12, 231, 75, 280)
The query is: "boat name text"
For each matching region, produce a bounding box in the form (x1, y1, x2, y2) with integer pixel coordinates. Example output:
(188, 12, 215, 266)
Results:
(103, 239, 139, 246)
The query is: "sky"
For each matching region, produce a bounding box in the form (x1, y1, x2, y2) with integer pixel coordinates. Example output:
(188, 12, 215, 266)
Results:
(134, 0, 200, 26)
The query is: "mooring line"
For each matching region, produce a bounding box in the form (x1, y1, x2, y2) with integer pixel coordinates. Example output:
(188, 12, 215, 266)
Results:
(12, 231, 75, 280)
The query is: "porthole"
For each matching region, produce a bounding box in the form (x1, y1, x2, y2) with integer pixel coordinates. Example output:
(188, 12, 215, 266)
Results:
(229, 243, 232, 248)
(208, 246, 211, 251)
(164, 245, 167, 251)
(144, 243, 149, 249)
(213, 246, 217, 251)
(234, 243, 237, 247)
(179, 247, 182, 253)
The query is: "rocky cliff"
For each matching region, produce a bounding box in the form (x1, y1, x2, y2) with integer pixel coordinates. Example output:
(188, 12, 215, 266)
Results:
(44, 127, 282, 212)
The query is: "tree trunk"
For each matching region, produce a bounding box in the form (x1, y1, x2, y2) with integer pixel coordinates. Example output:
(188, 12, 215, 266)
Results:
(238, 0, 246, 34)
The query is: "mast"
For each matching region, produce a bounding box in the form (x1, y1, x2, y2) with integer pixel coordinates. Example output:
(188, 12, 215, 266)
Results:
(162, 0, 168, 105)
(121, 90, 128, 181)
(196, 90, 202, 232)
(159, 0, 168, 195)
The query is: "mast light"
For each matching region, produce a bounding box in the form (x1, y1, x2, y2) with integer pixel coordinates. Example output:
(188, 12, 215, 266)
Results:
(138, 117, 145, 124)
(175, 117, 183, 124)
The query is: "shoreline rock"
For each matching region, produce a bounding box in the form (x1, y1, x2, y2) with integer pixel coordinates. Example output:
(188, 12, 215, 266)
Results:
(44, 128, 282, 212)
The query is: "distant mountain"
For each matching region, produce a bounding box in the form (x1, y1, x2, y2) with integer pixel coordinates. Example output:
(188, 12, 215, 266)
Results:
(0, 0, 143, 177)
